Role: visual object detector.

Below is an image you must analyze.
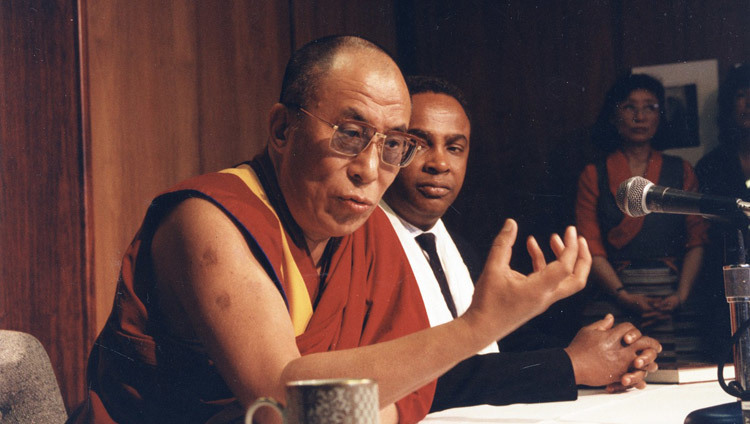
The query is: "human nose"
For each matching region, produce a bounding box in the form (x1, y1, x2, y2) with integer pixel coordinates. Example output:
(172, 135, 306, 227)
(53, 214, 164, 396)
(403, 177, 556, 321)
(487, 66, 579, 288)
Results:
(423, 147, 449, 174)
(632, 107, 647, 121)
(347, 134, 382, 184)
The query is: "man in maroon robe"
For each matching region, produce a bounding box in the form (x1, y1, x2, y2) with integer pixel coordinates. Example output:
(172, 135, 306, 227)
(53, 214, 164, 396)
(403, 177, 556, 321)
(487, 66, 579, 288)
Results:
(69, 35, 591, 424)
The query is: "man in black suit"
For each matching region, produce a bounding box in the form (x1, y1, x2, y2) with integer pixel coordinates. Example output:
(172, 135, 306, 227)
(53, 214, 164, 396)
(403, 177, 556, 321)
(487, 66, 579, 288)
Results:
(380, 75, 662, 411)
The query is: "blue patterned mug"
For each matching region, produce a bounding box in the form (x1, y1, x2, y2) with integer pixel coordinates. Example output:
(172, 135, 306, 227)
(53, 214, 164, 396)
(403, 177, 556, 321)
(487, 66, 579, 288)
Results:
(245, 378, 379, 424)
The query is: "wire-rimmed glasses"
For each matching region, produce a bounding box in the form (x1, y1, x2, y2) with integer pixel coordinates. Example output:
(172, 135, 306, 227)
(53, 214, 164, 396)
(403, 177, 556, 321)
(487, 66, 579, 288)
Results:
(618, 103, 660, 117)
(292, 106, 426, 168)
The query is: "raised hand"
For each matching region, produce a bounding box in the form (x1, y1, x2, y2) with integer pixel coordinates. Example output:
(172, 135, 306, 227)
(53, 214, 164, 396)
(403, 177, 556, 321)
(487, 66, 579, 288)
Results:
(465, 219, 592, 342)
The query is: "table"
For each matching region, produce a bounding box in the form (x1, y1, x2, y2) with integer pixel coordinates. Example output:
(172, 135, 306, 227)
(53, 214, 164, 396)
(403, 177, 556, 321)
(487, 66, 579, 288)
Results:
(421, 382, 737, 423)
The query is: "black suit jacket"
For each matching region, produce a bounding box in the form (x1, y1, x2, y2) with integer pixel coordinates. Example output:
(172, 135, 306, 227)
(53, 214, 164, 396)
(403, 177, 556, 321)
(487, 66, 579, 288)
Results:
(431, 348, 577, 411)
(430, 225, 577, 412)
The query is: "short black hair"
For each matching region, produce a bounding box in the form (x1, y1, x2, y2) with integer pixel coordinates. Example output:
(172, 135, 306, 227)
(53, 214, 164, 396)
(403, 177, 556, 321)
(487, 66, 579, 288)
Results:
(279, 35, 392, 107)
(718, 63, 750, 145)
(405, 75, 472, 125)
(591, 73, 667, 153)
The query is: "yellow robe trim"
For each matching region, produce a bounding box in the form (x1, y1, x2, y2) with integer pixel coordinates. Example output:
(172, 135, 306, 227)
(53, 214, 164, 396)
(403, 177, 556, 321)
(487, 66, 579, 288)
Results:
(220, 164, 313, 336)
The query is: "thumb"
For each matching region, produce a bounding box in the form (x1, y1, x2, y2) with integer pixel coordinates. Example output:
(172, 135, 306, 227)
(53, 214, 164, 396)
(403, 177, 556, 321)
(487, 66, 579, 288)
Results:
(588, 313, 615, 331)
(484, 219, 517, 270)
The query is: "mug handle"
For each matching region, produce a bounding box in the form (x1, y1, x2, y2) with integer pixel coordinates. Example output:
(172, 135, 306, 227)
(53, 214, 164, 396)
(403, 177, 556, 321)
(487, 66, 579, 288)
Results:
(245, 397, 285, 424)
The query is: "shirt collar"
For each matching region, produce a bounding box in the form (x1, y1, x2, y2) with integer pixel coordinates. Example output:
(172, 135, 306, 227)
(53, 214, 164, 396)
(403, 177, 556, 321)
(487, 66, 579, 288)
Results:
(380, 200, 439, 237)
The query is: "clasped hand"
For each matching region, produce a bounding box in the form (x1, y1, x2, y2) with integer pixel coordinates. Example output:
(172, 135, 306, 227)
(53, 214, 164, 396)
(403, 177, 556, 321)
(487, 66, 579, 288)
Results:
(564, 314, 661, 391)
(618, 292, 680, 328)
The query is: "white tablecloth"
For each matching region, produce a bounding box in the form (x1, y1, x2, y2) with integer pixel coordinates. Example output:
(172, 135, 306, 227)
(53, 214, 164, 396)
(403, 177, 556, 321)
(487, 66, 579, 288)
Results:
(421, 382, 737, 423)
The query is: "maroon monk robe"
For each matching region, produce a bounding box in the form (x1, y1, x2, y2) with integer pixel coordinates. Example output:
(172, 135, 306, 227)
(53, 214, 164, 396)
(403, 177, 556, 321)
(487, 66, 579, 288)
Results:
(69, 158, 435, 424)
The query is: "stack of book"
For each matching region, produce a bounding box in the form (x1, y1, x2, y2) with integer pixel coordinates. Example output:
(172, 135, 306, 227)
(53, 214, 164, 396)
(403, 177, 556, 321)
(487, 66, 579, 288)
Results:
(645, 362, 735, 384)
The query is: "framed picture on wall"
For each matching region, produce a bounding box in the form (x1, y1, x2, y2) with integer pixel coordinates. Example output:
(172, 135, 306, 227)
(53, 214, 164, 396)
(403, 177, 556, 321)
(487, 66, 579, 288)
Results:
(632, 59, 719, 166)
(662, 83, 700, 149)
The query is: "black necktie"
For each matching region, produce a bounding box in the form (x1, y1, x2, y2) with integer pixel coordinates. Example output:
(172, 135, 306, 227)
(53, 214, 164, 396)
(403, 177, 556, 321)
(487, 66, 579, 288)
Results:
(415, 232, 458, 318)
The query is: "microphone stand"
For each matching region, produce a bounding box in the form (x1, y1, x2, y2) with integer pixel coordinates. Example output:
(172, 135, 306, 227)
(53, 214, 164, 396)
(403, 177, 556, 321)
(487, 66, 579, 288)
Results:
(687, 217, 750, 424)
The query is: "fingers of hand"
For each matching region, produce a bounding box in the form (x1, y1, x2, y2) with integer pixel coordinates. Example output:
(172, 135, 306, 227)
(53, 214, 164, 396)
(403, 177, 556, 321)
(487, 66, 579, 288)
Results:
(556, 227, 580, 264)
(573, 237, 592, 281)
(605, 382, 627, 393)
(631, 350, 657, 370)
(630, 346, 660, 371)
(588, 313, 614, 331)
(643, 360, 659, 373)
(610, 322, 638, 345)
(549, 233, 565, 258)
(645, 297, 663, 309)
(622, 370, 641, 386)
(556, 238, 590, 298)
(520, 227, 589, 304)
(526, 236, 546, 272)
(632, 336, 662, 353)
(639, 302, 659, 314)
(564, 225, 578, 246)
(487, 219, 518, 270)
(607, 371, 646, 393)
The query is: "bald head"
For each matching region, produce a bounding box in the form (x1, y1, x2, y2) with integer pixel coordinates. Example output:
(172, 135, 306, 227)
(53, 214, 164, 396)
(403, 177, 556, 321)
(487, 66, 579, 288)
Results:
(280, 35, 396, 108)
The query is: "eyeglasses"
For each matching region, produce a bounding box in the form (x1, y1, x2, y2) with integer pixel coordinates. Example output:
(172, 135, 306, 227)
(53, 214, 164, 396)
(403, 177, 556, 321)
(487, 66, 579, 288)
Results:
(618, 103, 660, 117)
(293, 106, 426, 168)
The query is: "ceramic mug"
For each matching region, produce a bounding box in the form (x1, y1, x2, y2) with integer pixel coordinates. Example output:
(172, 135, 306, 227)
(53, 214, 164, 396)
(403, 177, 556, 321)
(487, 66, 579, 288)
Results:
(244, 378, 379, 424)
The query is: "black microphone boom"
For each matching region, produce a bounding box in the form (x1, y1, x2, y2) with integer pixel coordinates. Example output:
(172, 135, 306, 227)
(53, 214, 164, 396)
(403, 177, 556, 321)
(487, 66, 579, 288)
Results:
(616, 176, 750, 219)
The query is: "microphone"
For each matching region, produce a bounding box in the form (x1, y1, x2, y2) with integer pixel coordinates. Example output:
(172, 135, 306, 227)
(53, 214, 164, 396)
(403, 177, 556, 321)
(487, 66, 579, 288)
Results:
(615, 176, 750, 218)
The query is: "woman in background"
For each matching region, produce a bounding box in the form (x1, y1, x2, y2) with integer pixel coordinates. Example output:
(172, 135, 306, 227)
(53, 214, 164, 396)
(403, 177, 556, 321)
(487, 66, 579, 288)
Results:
(576, 73, 707, 362)
(695, 63, 750, 362)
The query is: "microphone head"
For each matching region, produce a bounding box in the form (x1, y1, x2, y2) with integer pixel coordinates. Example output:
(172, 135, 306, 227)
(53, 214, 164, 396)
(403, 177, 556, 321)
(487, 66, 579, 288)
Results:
(616, 176, 652, 217)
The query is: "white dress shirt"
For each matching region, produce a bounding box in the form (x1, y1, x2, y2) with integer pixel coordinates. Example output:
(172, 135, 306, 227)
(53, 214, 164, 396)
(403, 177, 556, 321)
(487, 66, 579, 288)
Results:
(380, 201, 498, 354)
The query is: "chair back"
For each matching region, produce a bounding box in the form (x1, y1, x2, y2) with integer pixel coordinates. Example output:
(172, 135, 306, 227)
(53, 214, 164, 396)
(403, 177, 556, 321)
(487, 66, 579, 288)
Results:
(0, 330, 67, 423)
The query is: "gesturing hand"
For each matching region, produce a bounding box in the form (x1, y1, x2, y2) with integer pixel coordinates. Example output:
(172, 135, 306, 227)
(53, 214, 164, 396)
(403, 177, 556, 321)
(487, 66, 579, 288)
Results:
(465, 219, 592, 343)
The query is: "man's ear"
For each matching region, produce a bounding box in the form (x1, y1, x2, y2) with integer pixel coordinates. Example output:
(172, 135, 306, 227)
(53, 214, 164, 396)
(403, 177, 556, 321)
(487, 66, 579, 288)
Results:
(268, 103, 291, 150)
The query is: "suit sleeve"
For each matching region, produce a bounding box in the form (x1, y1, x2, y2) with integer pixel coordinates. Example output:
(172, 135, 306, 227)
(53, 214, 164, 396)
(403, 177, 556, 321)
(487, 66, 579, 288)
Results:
(430, 348, 577, 412)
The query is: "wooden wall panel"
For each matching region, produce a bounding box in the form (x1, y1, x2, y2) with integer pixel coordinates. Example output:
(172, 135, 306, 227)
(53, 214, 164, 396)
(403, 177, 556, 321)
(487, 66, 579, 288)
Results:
(620, 0, 749, 71)
(291, 0, 398, 54)
(85, 0, 203, 330)
(0, 0, 90, 410)
(194, 0, 290, 173)
(84, 1, 290, 331)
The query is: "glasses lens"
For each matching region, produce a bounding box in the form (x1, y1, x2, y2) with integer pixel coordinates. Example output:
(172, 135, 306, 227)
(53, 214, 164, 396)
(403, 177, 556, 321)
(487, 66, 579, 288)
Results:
(399, 143, 418, 167)
(330, 120, 419, 167)
(381, 134, 413, 166)
(620, 103, 659, 115)
(331, 122, 373, 155)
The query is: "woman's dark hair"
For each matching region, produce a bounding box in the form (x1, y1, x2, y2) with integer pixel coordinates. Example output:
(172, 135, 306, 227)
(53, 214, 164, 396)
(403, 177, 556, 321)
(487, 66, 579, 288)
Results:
(591, 73, 668, 153)
(717, 63, 750, 146)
